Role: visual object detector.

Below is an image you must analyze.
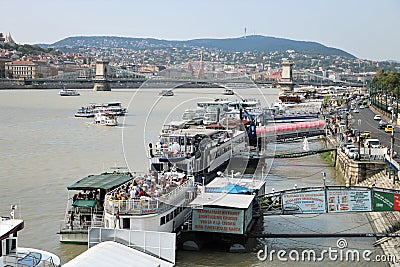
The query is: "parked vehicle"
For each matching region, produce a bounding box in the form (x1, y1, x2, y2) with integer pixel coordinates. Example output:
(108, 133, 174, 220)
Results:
(347, 147, 360, 160)
(364, 138, 381, 148)
(341, 142, 353, 153)
(344, 144, 356, 155)
(374, 115, 382, 120)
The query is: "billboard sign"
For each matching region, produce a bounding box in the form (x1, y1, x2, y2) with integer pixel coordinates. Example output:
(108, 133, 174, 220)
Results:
(373, 191, 400, 211)
(327, 190, 371, 212)
(282, 190, 326, 214)
(191, 207, 244, 234)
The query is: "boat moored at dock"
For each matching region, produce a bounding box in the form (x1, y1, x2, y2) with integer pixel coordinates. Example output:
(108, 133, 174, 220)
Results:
(150, 127, 249, 183)
(103, 171, 197, 233)
(1, 207, 61, 266)
(58, 169, 134, 244)
(178, 173, 265, 252)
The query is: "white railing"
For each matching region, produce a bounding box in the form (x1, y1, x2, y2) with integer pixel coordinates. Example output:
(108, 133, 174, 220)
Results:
(104, 178, 196, 215)
(89, 228, 176, 265)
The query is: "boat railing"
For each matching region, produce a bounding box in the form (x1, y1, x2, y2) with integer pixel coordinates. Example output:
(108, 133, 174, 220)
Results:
(60, 211, 104, 232)
(104, 178, 196, 215)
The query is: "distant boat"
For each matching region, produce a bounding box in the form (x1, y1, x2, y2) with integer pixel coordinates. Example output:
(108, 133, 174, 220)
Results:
(94, 112, 118, 126)
(159, 89, 174, 96)
(223, 88, 234, 95)
(59, 88, 80, 96)
(74, 106, 95, 118)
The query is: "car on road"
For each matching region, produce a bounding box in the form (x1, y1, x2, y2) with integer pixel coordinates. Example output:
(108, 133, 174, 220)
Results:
(360, 105, 365, 109)
(353, 108, 359, 113)
(385, 125, 393, 133)
(364, 138, 381, 148)
(345, 144, 356, 155)
(378, 119, 387, 129)
(363, 131, 371, 138)
(374, 115, 382, 120)
(347, 147, 360, 160)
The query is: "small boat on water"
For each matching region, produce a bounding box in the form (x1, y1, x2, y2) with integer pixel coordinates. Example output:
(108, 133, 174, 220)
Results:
(59, 88, 80, 96)
(2, 206, 61, 266)
(159, 89, 174, 96)
(74, 106, 95, 118)
(92, 101, 127, 116)
(94, 112, 118, 126)
(58, 169, 134, 244)
(223, 88, 234, 95)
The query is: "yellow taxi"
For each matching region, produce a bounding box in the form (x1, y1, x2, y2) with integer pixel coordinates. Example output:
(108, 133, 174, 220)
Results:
(385, 125, 393, 133)
(363, 131, 371, 138)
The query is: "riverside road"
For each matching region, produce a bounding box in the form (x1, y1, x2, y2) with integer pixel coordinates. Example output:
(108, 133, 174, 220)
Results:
(350, 107, 400, 156)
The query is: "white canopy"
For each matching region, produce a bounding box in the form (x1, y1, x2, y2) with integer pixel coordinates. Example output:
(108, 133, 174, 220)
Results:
(63, 241, 174, 267)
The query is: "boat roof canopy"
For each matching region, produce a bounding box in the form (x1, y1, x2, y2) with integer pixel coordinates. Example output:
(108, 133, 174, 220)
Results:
(72, 200, 98, 208)
(67, 172, 133, 191)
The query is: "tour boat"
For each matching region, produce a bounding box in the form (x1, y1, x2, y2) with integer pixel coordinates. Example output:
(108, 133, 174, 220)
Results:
(58, 170, 134, 244)
(102, 170, 197, 233)
(223, 88, 234, 95)
(94, 112, 118, 126)
(59, 88, 80, 96)
(1, 207, 61, 266)
(92, 101, 127, 116)
(74, 106, 95, 118)
(159, 89, 174, 96)
(150, 126, 249, 184)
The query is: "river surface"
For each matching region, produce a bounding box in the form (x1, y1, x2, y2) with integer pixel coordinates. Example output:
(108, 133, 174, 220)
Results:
(0, 87, 385, 266)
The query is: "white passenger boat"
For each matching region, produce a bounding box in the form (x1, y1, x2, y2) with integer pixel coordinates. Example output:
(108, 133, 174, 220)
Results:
(1, 207, 61, 266)
(159, 89, 174, 96)
(94, 112, 118, 126)
(74, 106, 95, 118)
(92, 101, 127, 116)
(223, 88, 234, 95)
(103, 171, 197, 233)
(58, 170, 134, 244)
(150, 126, 249, 184)
(59, 88, 80, 96)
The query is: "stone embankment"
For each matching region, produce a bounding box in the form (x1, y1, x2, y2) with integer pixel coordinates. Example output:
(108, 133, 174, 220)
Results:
(358, 171, 400, 266)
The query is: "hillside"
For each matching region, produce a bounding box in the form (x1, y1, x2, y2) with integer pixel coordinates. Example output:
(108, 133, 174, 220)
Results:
(42, 35, 355, 58)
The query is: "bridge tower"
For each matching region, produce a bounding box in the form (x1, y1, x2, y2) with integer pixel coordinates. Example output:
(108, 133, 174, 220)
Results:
(279, 58, 294, 92)
(93, 59, 111, 91)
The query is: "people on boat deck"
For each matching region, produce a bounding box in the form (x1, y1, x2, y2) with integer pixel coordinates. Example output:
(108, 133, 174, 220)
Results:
(73, 189, 100, 202)
(109, 172, 187, 201)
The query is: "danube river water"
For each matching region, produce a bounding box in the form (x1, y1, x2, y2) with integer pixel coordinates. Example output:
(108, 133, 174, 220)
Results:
(0, 87, 385, 266)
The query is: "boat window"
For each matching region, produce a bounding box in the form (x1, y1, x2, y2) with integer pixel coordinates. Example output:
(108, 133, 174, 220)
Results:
(122, 218, 130, 229)
(160, 216, 166, 225)
(0, 240, 2, 257)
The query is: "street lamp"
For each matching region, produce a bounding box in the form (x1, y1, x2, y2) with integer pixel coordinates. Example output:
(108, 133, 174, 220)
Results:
(389, 106, 395, 160)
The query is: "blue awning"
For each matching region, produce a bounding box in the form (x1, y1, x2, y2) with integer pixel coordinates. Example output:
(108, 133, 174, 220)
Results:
(214, 184, 251, 194)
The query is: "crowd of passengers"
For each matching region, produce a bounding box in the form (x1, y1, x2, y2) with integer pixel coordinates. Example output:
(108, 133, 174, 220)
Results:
(109, 172, 187, 201)
(73, 189, 101, 202)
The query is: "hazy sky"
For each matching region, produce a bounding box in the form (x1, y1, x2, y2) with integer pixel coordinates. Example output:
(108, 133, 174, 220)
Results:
(1, 0, 399, 61)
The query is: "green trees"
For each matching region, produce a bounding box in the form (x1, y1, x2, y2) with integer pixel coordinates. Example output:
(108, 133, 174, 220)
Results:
(372, 69, 400, 95)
